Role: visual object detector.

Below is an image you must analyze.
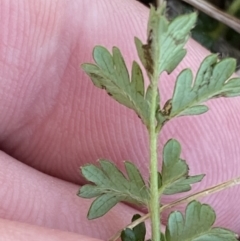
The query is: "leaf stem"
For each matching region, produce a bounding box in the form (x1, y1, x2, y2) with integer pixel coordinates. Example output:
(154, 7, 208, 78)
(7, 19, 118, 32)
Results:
(109, 175, 240, 241)
(148, 79, 161, 241)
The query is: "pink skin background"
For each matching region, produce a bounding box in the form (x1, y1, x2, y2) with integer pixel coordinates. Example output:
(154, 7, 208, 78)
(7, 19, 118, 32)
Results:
(0, 0, 240, 240)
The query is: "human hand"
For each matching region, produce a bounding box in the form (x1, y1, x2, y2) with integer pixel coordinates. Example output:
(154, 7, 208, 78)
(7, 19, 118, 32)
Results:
(0, 0, 239, 240)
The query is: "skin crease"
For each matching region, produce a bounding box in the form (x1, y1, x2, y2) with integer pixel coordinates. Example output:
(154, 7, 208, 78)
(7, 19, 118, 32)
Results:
(0, 0, 240, 240)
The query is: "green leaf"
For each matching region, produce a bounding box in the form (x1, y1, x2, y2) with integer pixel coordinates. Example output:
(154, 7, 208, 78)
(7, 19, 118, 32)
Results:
(135, 5, 197, 79)
(169, 54, 240, 118)
(219, 77, 240, 97)
(165, 201, 237, 241)
(163, 175, 205, 195)
(82, 46, 151, 127)
(160, 139, 204, 195)
(120, 214, 146, 241)
(179, 105, 209, 116)
(132, 214, 146, 241)
(88, 193, 121, 219)
(77, 184, 102, 198)
(121, 228, 136, 241)
(125, 162, 146, 194)
(131, 61, 145, 96)
(162, 139, 187, 184)
(78, 160, 149, 219)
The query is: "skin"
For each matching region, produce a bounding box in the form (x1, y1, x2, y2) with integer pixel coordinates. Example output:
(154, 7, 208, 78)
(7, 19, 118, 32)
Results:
(0, 0, 239, 240)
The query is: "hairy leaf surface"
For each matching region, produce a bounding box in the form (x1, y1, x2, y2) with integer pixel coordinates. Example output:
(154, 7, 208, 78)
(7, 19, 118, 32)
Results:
(82, 47, 153, 127)
(78, 160, 149, 219)
(159, 139, 204, 195)
(165, 201, 237, 241)
(135, 5, 197, 79)
(169, 54, 240, 118)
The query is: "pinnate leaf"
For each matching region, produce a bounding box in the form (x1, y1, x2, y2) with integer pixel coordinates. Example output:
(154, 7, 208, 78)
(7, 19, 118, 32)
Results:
(169, 54, 240, 118)
(78, 160, 149, 219)
(81, 46, 152, 127)
(159, 139, 204, 195)
(165, 201, 237, 241)
(135, 5, 197, 79)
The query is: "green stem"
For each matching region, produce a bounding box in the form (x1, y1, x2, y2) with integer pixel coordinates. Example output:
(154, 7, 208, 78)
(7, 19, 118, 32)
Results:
(109, 175, 240, 241)
(148, 79, 161, 241)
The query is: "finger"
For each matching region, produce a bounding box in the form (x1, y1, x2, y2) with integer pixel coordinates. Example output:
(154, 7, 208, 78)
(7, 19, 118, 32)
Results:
(0, 151, 144, 240)
(0, 0, 209, 184)
(0, 0, 240, 233)
(0, 218, 100, 241)
(0, 0, 151, 182)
